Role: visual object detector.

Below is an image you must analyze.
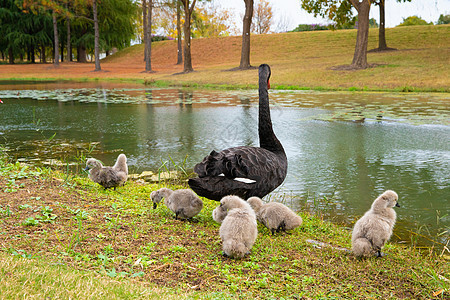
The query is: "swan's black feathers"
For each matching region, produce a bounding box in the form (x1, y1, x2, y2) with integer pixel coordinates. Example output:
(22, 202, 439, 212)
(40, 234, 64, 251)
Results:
(189, 146, 287, 201)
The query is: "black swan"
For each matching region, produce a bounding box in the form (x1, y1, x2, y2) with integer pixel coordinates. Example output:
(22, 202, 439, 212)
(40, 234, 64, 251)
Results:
(85, 154, 128, 190)
(188, 64, 287, 201)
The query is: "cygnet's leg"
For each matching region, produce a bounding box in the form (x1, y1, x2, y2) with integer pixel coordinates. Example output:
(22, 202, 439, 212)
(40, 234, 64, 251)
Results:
(153, 202, 157, 209)
(377, 251, 388, 258)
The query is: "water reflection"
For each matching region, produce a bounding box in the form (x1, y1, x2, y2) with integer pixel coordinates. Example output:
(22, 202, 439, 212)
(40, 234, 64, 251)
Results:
(0, 86, 448, 249)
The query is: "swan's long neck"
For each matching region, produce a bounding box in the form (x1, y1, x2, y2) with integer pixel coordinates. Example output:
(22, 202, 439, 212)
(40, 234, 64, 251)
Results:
(258, 78, 285, 154)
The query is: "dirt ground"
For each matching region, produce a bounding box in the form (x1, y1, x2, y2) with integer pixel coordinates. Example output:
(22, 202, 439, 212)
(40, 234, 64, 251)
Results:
(0, 36, 245, 81)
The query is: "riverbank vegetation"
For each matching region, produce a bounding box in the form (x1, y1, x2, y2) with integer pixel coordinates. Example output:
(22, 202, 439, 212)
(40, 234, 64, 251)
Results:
(0, 152, 448, 299)
(0, 25, 449, 92)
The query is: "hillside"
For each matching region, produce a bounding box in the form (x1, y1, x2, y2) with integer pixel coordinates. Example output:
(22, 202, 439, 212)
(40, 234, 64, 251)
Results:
(1, 25, 449, 91)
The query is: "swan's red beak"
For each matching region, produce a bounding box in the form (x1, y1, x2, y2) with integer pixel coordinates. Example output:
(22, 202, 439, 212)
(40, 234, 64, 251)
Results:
(0, 99, 3, 103)
(267, 79, 270, 89)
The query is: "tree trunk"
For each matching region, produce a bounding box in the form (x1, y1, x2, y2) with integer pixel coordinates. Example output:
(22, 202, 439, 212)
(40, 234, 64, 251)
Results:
(78, 44, 88, 63)
(239, 0, 253, 69)
(181, 0, 196, 73)
(176, 0, 182, 65)
(93, 0, 101, 71)
(30, 45, 35, 63)
(41, 45, 46, 63)
(8, 47, 14, 64)
(53, 11, 59, 67)
(143, 0, 147, 62)
(145, 0, 153, 72)
(378, 0, 387, 49)
(60, 38, 64, 62)
(67, 17, 72, 61)
(350, 0, 370, 68)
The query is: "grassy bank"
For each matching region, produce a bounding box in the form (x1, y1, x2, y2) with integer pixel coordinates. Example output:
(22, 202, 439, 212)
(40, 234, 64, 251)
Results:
(0, 155, 449, 299)
(0, 25, 449, 92)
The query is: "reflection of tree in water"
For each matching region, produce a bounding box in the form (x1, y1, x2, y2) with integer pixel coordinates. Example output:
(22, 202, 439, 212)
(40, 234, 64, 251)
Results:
(177, 90, 195, 155)
(143, 90, 156, 150)
(219, 96, 257, 147)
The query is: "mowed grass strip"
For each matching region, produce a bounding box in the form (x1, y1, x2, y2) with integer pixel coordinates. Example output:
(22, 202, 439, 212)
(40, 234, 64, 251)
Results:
(0, 252, 181, 299)
(0, 25, 448, 91)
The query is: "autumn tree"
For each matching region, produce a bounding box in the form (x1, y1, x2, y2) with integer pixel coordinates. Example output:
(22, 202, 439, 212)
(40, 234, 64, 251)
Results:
(180, 0, 196, 73)
(239, 0, 253, 69)
(191, 4, 234, 37)
(176, 0, 182, 64)
(70, 0, 137, 63)
(252, 0, 273, 34)
(0, 0, 53, 64)
(19, 0, 70, 67)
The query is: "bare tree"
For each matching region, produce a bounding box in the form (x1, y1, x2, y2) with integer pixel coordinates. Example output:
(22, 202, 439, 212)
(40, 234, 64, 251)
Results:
(275, 13, 292, 33)
(252, 0, 272, 34)
(239, 0, 253, 69)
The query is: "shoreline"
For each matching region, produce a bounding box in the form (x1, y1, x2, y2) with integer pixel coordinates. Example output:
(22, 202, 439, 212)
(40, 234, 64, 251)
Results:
(0, 76, 449, 93)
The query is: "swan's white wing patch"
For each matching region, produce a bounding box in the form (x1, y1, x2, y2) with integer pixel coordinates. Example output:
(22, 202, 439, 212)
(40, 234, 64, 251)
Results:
(234, 177, 256, 184)
(216, 173, 256, 184)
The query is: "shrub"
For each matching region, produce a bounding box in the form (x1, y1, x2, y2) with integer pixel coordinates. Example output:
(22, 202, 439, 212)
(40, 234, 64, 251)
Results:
(397, 16, 433, 26)
(436, 14, 450, 25)
(291, 24, 329, 32)
(150, 35, 174, 42)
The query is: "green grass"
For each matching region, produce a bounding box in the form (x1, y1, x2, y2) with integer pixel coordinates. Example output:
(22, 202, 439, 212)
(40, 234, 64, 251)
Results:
(0, 154, 449, 299)
(0, 252, 178, 299)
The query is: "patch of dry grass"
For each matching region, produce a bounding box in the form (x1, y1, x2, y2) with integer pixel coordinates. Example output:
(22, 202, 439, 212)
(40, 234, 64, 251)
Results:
(0, 25, 448, 91)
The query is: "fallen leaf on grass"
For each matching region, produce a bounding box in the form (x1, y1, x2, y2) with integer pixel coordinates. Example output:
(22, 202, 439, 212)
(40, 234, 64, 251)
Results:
(432, 289, 444, 297)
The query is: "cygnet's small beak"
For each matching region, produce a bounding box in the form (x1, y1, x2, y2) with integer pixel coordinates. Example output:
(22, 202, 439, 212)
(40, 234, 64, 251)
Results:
(153, 202, 157, 209)
(84, 166, 90, 171)
(395, 202, 401, 207)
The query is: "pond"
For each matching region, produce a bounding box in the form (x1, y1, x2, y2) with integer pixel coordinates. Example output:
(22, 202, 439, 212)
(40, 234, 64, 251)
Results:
(0, 82, 449, 250)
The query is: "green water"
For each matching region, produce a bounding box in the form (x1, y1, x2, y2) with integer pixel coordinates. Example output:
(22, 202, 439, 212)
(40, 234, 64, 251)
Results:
(0, 83, 448, 249)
